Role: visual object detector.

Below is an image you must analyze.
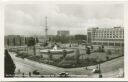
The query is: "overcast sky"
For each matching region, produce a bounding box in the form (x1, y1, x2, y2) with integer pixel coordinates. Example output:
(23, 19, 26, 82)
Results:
(4, 3, 124, 35)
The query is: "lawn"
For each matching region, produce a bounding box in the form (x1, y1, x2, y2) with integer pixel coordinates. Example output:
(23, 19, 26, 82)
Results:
(9, 44, 124, 68)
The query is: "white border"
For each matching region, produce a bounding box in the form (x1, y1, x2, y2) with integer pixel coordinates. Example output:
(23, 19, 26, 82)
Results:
(0, 0, 128, 81)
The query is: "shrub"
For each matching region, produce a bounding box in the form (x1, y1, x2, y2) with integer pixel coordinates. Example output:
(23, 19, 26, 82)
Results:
(106, 50, 112, 55)
(16, 52, 29, 59)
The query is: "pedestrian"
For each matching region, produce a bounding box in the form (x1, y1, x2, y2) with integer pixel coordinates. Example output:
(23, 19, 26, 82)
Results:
(29, 72, 31, 77)
(99, 73, 102, 78)
(18, 69, 21, 73)
(22, 73, 24, 77)
(96, 65, 98, 69)
(86, 66, 88, 70)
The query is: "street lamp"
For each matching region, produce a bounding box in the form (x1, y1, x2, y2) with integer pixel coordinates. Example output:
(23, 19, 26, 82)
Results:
(97, 57, 102, 78)
(98, 63, 102, 78)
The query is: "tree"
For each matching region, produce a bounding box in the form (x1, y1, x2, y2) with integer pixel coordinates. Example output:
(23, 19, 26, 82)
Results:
(24, 37, 28, 45)
(27, 37, 36, 46)
(98, 46, 102, 52)
(86, 47, 91, 55)
(19, 37, 22, 46)
(98, 45, 104, 52)
(91, 45, 93, 50)
(43, 42, 48, 47)
(106, 50, 112, 55)
(27, 37, 36, 55)
(106, 56, 109, 60)
(74, 35, 87, 44)
(86, 47, 91, 64)
(5, 49, 16, 77)
(13, 38, 16, 46)
(69, 42, 72, 47)
(75, 49, 80, 64)
(101, 45, 104, 52)
(48, 37, 52, 42)
(36, 37, 39, 43)
(48, 50, 52, 60)
(7, 38, 10, 46)
(63, 50, 67, 58)
(24, 37, 28, 53)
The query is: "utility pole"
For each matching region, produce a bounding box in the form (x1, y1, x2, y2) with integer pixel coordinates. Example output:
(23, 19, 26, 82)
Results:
(98, 60, 102, 78)
(97, 57, 102, 78)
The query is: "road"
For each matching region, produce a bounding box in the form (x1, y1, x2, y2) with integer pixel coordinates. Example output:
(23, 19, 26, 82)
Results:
(89, 57, 124, 78)
(9, 52, 124, 78)
(10, 52, 64, 77)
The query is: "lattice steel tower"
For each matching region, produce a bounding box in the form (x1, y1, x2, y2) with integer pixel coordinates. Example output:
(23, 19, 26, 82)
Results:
(45, 16, 48, 40)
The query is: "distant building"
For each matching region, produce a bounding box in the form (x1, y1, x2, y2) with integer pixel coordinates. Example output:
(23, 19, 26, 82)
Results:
(57, 30, 70, 36)
(4, 35, 24, 47)
(87, 27, 124, 46)
(4, 35, 28, 47)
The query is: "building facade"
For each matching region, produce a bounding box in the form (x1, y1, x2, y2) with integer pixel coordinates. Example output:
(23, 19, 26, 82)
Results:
(57, 30, 70, 37)
(4, 35, 25, 47)
(87, 27, 124, 46)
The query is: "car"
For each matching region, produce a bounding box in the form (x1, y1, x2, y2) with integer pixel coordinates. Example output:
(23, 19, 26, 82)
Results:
(92, 69, 100, 73)
(58, 72, 69, 77)
(33, 70, 40, 75)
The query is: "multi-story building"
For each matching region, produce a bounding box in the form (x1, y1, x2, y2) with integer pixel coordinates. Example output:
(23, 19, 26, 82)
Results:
(4, 35, 27, 47)
(57, 30, 70, 37)
(87, 27, 124, 46)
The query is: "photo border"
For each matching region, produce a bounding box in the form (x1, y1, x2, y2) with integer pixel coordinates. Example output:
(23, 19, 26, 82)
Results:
(1, 0, 128, 81)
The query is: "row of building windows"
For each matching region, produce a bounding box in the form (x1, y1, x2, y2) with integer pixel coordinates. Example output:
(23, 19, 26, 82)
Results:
(92, 42, 124, 46)
(95, 30, 123, 33)
(87, 27, 124, 45)
(92, 34, 123, 36)
(94, 28, 123, 32)
(92, 35, 123, 38)
(92, 31, 123, 35)
(92, 38, 124, 41)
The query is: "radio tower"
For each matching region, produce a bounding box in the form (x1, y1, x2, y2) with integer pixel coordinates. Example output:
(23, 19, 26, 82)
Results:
(45, 16, 48, 41)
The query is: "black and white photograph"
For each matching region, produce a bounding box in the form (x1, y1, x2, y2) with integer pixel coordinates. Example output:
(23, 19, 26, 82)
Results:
(3, 1, 125, 79)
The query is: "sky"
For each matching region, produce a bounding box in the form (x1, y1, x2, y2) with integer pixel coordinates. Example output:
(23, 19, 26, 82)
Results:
(4, 3, 124, 35)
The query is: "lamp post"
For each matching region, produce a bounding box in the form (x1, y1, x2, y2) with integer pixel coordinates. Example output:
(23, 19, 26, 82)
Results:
(97, 58, 102, 78)
(98, 63, 102, 78)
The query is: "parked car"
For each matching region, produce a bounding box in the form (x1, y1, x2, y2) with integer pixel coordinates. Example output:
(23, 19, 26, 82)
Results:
(58, 72, 69, 77)
(92, 69, 100, 73)
(33, 70, 40, 75)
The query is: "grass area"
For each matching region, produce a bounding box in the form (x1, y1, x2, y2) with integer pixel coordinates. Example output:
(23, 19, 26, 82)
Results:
(9, 44, 124, 68)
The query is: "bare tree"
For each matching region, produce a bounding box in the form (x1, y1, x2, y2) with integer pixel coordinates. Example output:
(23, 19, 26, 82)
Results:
(27, 37, 36, 55)
(75, 49, 80, 64)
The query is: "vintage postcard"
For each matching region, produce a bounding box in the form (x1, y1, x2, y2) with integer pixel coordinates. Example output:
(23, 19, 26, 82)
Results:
(1, 0, 128, 81)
